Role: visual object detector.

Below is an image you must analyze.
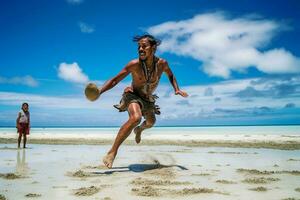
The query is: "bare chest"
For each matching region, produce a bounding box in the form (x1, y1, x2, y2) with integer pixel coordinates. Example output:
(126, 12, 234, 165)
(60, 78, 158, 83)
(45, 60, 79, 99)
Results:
(131, 65, 163, 86)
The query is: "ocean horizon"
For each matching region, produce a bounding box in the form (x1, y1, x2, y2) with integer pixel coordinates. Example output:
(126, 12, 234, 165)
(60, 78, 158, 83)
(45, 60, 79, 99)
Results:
(1, 124, 300, 128)
(1, 125, 299, 136)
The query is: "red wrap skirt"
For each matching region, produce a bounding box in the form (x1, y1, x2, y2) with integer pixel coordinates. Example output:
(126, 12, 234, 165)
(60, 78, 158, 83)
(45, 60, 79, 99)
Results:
(17, 123, 30, 136)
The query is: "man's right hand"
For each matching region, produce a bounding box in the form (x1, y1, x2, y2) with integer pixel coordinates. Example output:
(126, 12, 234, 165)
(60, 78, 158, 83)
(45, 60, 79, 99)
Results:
(124, 86, 133, 93)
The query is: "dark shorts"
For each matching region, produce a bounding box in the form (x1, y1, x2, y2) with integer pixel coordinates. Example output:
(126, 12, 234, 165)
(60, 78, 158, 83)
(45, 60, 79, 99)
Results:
(17, 123, 30, 136)
(114, 92, 160, 116)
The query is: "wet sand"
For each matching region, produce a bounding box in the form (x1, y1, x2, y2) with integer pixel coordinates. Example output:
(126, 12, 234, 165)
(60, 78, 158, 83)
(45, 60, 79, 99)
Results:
(0, 143, 300, 200)
(1, 132, 300, 150)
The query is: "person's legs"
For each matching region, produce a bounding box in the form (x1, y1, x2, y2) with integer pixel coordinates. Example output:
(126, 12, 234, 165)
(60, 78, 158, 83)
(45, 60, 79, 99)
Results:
(17, 134, 22, 148)
(103, 102, 142, 168)
(134, 111, 156, 144)
(23, 134, 27, 148)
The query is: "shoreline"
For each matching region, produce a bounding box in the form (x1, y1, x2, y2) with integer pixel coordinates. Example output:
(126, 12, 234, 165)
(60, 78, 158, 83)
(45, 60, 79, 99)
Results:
(1, 133, 300, 150)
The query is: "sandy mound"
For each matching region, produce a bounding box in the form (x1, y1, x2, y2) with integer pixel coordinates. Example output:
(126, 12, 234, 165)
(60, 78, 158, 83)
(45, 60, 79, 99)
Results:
(131, 177, 191, 186)
(74, 186, 100, 196)
(248, 186, 268, 192)
(216, 179, 237, 184)
(0, 173, 22, 180)
(237, 168, 300, 176)
(67, 170, 93, 178)
(25, 193, 42, 197)
(0, 194, 7, 200)
(132, 186, 160, 197)
(242, 177, 280, 184)
(131, 186, 229, 197)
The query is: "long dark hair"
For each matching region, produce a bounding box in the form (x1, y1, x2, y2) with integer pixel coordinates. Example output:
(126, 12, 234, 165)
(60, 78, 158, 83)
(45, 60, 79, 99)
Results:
(22, 102, 29, 107)
(21, 102, 29, 114)
(133, 34, 161, 47)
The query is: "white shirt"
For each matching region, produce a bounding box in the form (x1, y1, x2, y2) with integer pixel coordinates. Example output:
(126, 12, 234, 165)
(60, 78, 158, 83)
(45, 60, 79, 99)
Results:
(18, 109, 29, 123)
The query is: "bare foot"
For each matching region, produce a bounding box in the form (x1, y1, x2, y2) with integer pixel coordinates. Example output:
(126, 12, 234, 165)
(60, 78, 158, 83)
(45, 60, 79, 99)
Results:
(134, 126, 142, 144)
(103, 153, 115, 169)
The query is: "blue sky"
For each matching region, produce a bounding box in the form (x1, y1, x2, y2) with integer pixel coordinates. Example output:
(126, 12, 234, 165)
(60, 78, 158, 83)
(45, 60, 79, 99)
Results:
(0, 0, 300, 126)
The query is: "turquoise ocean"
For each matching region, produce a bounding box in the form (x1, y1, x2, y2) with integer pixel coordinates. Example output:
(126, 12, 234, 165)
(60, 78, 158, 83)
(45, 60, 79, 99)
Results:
(0, 125, 299, 136)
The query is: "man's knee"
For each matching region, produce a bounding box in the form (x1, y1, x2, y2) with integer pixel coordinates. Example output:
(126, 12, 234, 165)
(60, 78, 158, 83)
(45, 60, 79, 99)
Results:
(128, 103, 142, 126)
(145, 118, 156, 128)
(130, 114, 142, 125)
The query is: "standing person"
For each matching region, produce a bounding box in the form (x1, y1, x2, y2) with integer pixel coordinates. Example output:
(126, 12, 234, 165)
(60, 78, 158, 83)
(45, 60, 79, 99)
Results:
(98, 34, 188, 168)
(16, 103, 30, 148)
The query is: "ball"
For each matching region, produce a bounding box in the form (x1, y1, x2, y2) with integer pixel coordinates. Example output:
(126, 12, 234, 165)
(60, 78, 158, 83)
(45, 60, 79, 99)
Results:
(85, 83, 100, 101)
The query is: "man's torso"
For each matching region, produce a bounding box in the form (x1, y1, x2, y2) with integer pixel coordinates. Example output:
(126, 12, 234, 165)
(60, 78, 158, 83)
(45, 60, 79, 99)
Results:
(129, 58, 165, 100)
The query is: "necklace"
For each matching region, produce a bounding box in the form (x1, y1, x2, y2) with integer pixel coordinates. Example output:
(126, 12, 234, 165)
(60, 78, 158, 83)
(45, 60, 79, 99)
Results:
(141, 57, 157, 92)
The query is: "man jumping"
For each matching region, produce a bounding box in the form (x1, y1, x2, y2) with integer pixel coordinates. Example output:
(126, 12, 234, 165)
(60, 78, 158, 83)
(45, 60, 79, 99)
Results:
(99, 34, 188, 168)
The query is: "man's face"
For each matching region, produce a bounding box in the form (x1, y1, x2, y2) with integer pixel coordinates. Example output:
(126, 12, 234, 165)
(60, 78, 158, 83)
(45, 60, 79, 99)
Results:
(138, 38, 155, 61)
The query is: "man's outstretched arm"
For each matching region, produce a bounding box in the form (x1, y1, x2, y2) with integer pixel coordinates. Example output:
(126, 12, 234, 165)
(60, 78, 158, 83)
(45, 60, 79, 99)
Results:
(163, 60, 188, 97)
(99, 62, 133, 95)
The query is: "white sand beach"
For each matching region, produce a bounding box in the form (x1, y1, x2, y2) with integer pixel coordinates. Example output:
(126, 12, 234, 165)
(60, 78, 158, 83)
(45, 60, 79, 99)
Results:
(0, 126, 300, 200)
(1, 126, 300, 149)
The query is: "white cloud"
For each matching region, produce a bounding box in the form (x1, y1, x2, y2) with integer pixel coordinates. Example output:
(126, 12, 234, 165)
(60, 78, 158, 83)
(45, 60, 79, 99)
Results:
(0, 81, 131, 109)
(257, 49, 300, 74)
(78, 22, 95, 33)
(0, 82, 131, 125)
(66, 0, 83, 5)
(155, 76, 300, 120)
(0, 91, 85, 109)
(0, 75, 38, 87)
(0, 76, 299, 125)
(148, 12, 300, 78)
(58, 62, 89, 84)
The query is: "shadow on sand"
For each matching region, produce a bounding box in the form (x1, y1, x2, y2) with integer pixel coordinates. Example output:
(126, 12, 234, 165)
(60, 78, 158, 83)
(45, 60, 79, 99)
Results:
(90, 164, 188, 175)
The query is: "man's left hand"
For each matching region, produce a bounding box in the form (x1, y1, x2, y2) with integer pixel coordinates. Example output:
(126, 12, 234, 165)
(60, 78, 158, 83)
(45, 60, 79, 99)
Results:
(175, 90, 188, 97)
